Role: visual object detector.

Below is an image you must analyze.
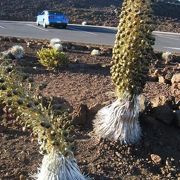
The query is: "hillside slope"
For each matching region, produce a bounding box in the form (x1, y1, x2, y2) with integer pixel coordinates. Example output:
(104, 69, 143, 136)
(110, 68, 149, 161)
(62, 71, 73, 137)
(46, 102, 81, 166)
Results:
(0, 0, 180, 32)
(0, 0, 120, 21)
(1, 0, 180, 20)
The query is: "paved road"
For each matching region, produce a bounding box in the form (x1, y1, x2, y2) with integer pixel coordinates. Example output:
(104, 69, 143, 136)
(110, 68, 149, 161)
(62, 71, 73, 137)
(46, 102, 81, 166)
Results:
(0, 20, 180, 53)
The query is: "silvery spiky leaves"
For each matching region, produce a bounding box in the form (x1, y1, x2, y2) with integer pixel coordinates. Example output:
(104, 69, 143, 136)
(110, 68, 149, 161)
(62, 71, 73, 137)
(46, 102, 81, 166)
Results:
(53, 43, 63, 51)
(10, 45, 24, 59)
(50, 38, 63, 51)
(94, 0, 155, 144)
(94, 95, 141, 144)
(50, 38, 61, 47)
(36, 150, 90, 180)
(0, 45, 24, 60)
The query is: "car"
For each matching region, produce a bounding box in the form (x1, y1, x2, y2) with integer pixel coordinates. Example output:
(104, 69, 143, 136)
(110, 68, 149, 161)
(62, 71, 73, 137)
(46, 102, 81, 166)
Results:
(36, 10, 69, 28)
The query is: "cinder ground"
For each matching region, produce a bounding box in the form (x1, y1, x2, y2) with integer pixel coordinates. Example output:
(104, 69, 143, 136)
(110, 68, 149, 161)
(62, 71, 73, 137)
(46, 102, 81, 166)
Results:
(0, 37, 180, 180)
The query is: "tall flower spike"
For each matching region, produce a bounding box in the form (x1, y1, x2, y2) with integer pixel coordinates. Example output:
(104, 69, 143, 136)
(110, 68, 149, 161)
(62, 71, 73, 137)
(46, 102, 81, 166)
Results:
(0, 59, 89, 180)
(94, 0, 155, 144)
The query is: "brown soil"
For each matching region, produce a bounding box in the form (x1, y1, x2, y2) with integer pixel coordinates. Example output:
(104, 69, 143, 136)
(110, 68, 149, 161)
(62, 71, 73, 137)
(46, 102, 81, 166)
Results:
(0, 37, 180, 180)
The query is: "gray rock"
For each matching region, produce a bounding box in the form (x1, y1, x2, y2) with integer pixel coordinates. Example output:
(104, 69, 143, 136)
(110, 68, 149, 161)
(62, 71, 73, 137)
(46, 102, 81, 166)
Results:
(150, 154, 162, 164)
(171, 73, 180, 84)
(151, 95, 166, 108)
(158, 76, 166, 84)
(19, 174, 26, 180)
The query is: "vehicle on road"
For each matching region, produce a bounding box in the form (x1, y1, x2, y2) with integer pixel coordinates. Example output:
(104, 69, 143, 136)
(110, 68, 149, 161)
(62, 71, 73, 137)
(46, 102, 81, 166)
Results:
(36, 10, 69, 28)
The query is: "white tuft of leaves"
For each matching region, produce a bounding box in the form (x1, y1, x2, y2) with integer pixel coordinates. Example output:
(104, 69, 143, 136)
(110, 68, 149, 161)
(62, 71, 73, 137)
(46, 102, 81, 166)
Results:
(162, 52, 173, 63)
(82, 21, 87, 26)
(91, 49, 100, 56)
(50, 38, 62, 47)
(50, 38, 64, 51)
(35, 151, 90, 180)
(93, 95, 141, 144)
(53, 43, 63, 51)
(10, 45, 24, 59)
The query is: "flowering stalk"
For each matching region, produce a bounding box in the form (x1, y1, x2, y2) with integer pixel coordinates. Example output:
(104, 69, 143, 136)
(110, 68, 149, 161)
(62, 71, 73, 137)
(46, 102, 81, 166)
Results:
(94, 0, 155, 144)
(0, 58, 89, 179)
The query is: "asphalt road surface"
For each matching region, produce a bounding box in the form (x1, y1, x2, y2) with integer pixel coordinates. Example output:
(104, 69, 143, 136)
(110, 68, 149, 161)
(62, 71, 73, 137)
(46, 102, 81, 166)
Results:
(0, 20, 180, 53)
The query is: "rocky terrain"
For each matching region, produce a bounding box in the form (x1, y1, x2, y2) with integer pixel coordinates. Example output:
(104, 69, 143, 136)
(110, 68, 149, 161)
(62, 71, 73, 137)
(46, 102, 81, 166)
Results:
(0, 0, 180, 32)
(0, 36, 179, 179)
(0, 1, 180, 180)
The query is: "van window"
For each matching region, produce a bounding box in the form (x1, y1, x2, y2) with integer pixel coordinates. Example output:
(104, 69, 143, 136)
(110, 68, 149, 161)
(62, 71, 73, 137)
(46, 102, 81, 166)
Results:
(48, 11, 63, 15)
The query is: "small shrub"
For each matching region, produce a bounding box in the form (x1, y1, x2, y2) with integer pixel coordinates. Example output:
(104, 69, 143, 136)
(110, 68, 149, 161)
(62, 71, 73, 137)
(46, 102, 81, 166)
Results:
(37, 48, 68, 69)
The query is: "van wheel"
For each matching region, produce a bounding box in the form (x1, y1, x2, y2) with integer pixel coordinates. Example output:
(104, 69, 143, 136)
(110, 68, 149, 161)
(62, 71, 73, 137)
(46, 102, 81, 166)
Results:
(37, 21, 40, 26)
(63, 24, 67, 29)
